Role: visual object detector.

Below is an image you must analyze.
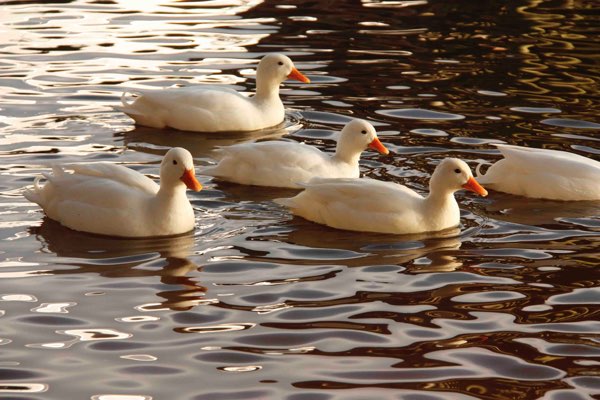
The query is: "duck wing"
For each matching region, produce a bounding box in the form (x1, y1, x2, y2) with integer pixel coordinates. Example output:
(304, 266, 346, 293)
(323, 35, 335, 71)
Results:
(118, 86, 266, 131)
(206, 141, 331, 188)
(276, 178, 422, 233)
(495, 144, 600, 176)
(68, 162, 159, 194)
(478, 144, 600, 200)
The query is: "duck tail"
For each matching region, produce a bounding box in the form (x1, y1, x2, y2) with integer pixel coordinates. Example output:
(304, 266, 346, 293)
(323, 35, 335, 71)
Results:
(475, 162, 484, 178)
(120, 90, 140, 107)
(475, 162, 496, 185)
(24, 175, 46, 204)
(274, 197, 295, 209)
(115, 90, 145, 116)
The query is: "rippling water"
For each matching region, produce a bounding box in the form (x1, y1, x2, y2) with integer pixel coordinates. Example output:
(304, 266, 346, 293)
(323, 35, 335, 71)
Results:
(1, 1, 599, 399)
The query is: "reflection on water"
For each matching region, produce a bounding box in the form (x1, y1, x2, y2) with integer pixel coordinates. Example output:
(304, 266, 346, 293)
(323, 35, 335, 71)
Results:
(0, 0, 599, 399)
(119, 122, 298, 159)
(33, 218, 206, 311)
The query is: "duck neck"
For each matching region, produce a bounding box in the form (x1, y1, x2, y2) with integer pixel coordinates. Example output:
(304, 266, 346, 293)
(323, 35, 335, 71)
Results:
(157, 181, 187, 204)
(424, 186, 459, 218)
(332, 142, 360, 166)
(254, 76, 281, 103)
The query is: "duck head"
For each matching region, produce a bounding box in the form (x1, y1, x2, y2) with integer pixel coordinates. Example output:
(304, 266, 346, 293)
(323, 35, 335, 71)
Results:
(161, 147, 202, 191)
(430, 158, 488, 196)
(336, 119, 389, 161)
(257, 53, 310, 85)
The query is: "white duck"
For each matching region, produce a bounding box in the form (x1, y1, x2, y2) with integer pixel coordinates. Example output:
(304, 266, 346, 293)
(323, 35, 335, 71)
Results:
(118, 53, 310, 132)
(276, 158, 488, 234)
(476, 144, 600, 201)
(203, 119, 389, 188)
(24, 148, 202, 237)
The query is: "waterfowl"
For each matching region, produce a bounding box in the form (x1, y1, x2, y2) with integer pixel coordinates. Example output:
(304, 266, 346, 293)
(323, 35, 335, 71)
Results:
(476, 144, 600, 201)
(276, 158, 488, 234)
(24, 148, 202, 237)
(118, 53, 310, 132)
(203, 119, 389, 188)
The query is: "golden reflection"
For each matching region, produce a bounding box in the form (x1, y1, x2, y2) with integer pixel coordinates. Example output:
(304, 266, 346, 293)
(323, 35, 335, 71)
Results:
(31, 218, 207, 311)
(512, 0, 596, 101)
(112, 0, 264, 15)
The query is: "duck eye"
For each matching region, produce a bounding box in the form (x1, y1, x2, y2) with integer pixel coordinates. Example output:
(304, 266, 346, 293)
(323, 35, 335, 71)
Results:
(454, 168, 461, 174)
(278, 61, 283, 66)
(173, 160, 178, 165)
(361, 130, 367, 134)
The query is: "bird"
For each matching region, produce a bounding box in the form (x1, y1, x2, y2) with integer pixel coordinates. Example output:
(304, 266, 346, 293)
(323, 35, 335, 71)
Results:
(476, 144, 600, 201)
(24, 147, 202, 237)
(117, 53, 310, 132)
(275, 158, 488, 234)
(203, 119, 390, 188)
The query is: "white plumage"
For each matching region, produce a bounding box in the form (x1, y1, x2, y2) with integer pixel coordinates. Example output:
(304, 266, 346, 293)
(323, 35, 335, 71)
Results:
(117, 54, 310, 132)
(203, 119, 389, 188)
(476, 144, 600, 201)
(276, 158, 488, 234)
(24, 148, 202, 237)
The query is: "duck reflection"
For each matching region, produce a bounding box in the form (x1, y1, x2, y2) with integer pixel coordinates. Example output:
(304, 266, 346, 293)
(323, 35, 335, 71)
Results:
(481, 192, 600, 226)
(117, 122, 294, 158)
(272, 219, 464, 272)
(212, 181, 300, 203)
(31, 218, 206, 310)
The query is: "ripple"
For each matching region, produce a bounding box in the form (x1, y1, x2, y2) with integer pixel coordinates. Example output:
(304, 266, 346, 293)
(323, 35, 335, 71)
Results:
(410, 128, 448, 136)
(91, 395, 152, 400)
(194, 351, 264, 364)
(0, 294, 37, 302)
(452, 291, 526, 303)
(547, 287, 600, 304)
(60, 328, 132, 342)
(376, 108, 465, 120)
(541, 118, 600, 129)
(30, 302, 76, 313)
(514, 338, 600, 357)
(116, 316, 161, 323)
(218, 365, 262, 372)
(175, 323, 255, 334)
(428, 347, 565, 380)
(477, 90, 507, 96)
(510, 107, 561, 114)
(19, 315, 85, 326)
(0, 383, 48, 393)
(300, 111, 355, 125)
(119, 365, 183, 375)
(119, 354, 158, 362)
(0, 368, 44, 380)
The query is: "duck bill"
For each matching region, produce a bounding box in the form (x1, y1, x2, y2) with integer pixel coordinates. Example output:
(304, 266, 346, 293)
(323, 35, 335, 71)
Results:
(462, 177, 488, 197)
(287, 67, 310, 83)
(180, 169, 202, 192)
(368, 137, 390, 155)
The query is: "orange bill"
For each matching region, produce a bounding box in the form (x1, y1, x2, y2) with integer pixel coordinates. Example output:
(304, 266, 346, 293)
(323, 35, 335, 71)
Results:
(368, 137, 390, 155)
(180, 168, 202, 191)
(462, 176, 488, 197)
(287, 67, 310, 83)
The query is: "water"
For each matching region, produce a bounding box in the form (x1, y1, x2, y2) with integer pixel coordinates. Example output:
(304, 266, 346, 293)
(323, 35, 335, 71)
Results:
(1, 1, 599, 399)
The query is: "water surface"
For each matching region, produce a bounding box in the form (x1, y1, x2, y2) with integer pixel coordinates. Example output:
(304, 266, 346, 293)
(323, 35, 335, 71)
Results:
(1, 1, 599, 399)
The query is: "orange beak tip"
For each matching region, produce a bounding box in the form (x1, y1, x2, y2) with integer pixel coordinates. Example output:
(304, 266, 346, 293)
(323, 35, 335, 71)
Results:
(462, 177, 488, 197)
(288, 67, 310, 83)
(180, 169, 202, 192)
(368, 138, 389, 155)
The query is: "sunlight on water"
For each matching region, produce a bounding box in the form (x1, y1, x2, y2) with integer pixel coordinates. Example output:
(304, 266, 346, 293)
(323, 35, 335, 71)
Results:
(0, 0, 598, 399)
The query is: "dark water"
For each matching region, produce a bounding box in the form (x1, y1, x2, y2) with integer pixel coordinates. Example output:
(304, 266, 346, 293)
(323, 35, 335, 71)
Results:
(1, 1, 599, 399)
